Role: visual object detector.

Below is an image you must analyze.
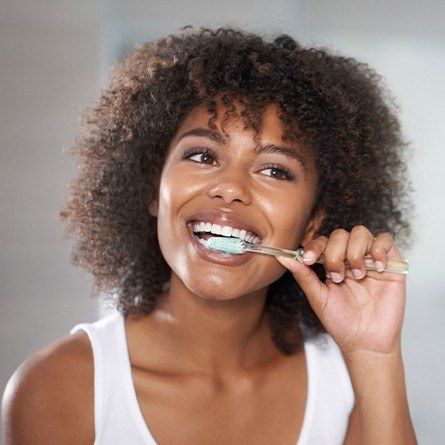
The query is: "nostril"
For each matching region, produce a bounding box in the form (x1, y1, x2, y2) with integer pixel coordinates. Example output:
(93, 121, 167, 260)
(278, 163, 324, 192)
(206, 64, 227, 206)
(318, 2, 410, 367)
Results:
(207, 182, 252, 205)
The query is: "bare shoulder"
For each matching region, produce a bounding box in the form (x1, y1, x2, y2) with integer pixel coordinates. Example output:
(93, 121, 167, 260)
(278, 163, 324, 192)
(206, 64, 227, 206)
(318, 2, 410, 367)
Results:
(2, 331, 94, 445)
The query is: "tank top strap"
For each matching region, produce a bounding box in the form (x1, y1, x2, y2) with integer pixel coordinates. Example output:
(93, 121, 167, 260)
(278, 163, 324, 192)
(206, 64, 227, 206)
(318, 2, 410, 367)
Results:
(71, 312, 156, 444)
(298, 334, 355, 444)
(70, 315, 110, 436)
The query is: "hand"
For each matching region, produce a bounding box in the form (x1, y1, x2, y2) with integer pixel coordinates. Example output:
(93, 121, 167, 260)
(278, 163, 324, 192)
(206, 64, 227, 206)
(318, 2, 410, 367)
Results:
(277, 226, 407, 356)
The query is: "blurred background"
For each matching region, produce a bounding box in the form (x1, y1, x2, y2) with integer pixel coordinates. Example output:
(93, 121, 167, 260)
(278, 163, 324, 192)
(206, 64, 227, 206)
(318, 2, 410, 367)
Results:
(1, 0, 444, 442)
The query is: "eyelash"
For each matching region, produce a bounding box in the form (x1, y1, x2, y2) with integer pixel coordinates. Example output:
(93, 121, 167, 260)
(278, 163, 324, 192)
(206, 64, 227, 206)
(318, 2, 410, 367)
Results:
(182, 148, 218, 165)
(182, 148, 295, 181)
(259, 164, 295, 181)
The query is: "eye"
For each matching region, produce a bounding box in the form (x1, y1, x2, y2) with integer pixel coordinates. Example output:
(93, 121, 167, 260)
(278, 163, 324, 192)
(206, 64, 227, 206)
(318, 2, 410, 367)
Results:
(183, 148, 217, 165)
(259, 164, 294, 180)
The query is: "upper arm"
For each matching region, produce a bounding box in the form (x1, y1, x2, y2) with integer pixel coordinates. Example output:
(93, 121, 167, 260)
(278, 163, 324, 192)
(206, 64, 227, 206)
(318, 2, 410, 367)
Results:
(2, 332, 95, 445)
(343, 406, 360, 445)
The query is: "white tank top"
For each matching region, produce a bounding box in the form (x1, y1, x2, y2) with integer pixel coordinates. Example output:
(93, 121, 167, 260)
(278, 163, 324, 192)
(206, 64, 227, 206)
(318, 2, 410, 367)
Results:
(71, 312, 354, 445)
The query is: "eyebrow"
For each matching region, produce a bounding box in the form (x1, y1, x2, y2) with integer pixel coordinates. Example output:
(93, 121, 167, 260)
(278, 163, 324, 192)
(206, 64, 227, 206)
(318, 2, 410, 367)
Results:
(178, 127, 308, 169)
(178, 128, 226, 144)
(253, 144, 308, 169)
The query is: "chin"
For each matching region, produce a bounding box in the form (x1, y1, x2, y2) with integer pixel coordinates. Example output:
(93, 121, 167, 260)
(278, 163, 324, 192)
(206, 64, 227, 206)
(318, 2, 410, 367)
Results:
(186, 276, 245, 301)
(184, 270, 276, 303)
(167, 252, 285, 302)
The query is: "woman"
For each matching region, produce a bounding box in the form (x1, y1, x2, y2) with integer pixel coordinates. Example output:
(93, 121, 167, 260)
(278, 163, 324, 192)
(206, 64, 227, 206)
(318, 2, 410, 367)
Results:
(2, 28, 417, 444)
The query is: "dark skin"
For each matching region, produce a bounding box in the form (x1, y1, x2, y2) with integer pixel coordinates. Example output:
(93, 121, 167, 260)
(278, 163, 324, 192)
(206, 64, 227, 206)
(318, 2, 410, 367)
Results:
(2, 323, 359, 444)
(125, 307, 309, 444)
(2, 103, 415, 444)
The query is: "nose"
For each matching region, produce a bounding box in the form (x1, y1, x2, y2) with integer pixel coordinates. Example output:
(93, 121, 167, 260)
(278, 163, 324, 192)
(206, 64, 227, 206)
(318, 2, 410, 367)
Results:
(207, 169, 253, 205)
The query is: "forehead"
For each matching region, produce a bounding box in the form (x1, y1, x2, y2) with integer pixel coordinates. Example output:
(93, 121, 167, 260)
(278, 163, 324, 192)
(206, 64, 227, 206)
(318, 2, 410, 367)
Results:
(176, 101, 302, 147)
(177, 102, 286, 139)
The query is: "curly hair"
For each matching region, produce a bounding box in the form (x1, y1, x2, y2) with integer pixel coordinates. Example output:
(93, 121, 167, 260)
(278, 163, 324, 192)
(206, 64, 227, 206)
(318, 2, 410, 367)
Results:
(61, 27, 411, 354)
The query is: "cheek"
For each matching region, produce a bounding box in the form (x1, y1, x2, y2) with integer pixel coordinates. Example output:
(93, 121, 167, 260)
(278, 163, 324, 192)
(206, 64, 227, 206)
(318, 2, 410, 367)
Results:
(155, 173, 183, 263)
(281, 212, 310, 244)
(156, 167, 192, 227)
(155, 169, 202, 274)
(261, 189, 315, 246)
(156, 183, 174, 244)
(159, 166, 205, 209)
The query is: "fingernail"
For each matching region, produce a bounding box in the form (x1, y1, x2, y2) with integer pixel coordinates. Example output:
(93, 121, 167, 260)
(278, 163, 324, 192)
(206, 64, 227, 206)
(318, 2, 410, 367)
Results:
(303, 250, 316, 262)
(330, 272, 343, 283)
(374, 261, 385, 272)
(352, 268, 364, 279)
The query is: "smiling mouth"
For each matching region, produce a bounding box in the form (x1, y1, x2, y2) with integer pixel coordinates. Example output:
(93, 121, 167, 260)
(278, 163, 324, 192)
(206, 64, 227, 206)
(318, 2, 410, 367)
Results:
(191, 221, 262, 247)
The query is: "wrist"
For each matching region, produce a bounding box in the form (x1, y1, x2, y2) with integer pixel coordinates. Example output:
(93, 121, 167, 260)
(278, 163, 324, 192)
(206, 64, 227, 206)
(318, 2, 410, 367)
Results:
(342, 344, 416, 445)
(340, 333, 402, 364)
(343, 344, 402, 368)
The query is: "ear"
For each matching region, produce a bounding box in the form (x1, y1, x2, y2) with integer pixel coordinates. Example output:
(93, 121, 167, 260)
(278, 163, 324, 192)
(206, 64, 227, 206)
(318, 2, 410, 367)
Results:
(148, 197, 159, 217)
(148, 171, 161, 217)
(300, 205, 325, 247)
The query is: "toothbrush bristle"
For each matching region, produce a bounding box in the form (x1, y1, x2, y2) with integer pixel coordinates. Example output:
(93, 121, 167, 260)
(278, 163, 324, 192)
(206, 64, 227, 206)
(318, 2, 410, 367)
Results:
(206, 237, 246, 254)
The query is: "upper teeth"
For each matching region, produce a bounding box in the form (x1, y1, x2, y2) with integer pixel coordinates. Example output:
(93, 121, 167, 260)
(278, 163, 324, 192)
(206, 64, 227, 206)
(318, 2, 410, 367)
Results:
(192, 222, 261, 244)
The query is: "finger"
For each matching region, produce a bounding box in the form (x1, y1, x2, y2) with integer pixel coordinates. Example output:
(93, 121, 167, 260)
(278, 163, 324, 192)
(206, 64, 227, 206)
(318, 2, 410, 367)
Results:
(323, 229, 350, 283)
(346, 225, 375, 280)
(301, 235, 329, 265)
(276, 256, 327, 319)
(370, 232, 398, 272)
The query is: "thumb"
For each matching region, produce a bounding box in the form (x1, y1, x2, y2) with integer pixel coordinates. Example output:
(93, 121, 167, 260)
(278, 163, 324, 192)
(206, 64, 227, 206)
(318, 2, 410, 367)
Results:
(276, 256, 328, 319)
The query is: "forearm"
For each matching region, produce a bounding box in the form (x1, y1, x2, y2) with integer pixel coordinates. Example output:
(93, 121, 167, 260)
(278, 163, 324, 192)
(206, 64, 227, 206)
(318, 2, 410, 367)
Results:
(344, 348, 417, 445)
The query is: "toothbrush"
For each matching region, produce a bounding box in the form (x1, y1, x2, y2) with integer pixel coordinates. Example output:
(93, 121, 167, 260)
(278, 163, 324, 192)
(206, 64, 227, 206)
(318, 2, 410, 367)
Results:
(205, 237, 409, 275)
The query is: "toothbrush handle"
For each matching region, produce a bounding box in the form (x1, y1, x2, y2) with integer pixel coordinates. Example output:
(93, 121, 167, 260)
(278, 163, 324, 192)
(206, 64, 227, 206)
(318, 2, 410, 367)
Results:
(246, 244, 298, 259)
(245, 244, 409, 275)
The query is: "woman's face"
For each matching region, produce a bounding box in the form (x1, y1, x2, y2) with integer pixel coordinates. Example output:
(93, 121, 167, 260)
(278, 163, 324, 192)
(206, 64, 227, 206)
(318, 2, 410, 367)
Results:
(152, 102, 322, 301)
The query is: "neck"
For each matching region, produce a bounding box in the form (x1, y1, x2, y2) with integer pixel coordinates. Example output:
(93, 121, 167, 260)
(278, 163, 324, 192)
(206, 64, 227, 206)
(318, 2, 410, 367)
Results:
(152, 272, 279, 375)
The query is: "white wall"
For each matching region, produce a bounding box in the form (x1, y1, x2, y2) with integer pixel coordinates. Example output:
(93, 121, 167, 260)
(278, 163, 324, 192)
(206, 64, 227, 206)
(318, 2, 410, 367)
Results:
(0, 2, 102, 442)
(1, 0, 444, 442)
